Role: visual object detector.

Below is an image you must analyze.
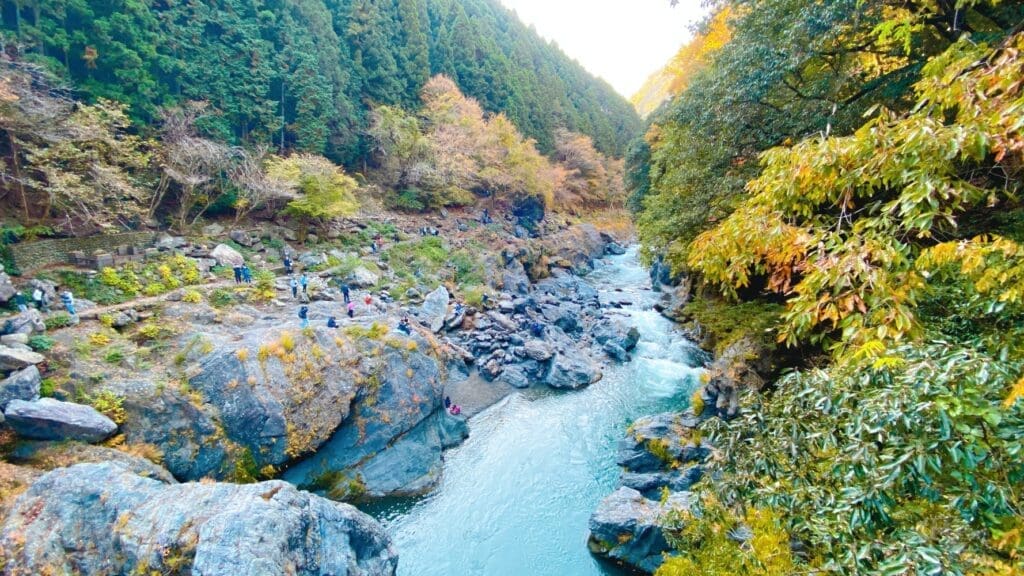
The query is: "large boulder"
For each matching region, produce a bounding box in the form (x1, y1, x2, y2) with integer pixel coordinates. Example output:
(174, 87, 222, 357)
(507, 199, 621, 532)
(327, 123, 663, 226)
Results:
(210, 243, 244, 267)
(588, 486, 691, 573)
(0, 462, 398, 575)
(501, 260, 531, 296)
(4, 398, 117, 443)
(2, 309, 46, 335)
(282, 340, 457, 497)
(229, 229, 256, 247)
(0, 345, 44, 372)
(545, 355, 601, 390)
(617, 412, 708, 474)
(420, 286, 449, 333)
(523, 340, 553, 362)
(349, 266, 380, 288)
(0, 365, 40, 410)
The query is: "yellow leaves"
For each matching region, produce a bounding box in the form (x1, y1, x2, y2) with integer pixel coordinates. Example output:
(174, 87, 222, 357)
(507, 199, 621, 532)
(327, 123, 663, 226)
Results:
(1004, 375, 1024, 409)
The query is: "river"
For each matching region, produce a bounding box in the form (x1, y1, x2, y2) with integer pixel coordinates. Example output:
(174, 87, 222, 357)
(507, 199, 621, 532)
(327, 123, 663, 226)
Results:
(363, 248, 706, 575)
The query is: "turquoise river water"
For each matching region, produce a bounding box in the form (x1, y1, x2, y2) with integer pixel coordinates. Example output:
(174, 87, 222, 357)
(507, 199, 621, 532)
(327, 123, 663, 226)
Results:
(363, 248, 706, 576)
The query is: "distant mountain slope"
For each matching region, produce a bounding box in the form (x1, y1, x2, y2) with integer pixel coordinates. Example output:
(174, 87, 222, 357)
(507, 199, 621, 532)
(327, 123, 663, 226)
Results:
(0, 0, 641, 163)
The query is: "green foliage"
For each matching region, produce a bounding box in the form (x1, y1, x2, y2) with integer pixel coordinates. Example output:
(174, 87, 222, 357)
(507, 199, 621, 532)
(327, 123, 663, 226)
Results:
(27, 335, 54, 352)
(208, 288, 235, 308)
(681, 295, 783, 356)
(95, 255, 202, 303)
(699, 341, 1024, 574)
(266, 154, 360, 238)
(2, 0, 639, 168)
(308, 470, 367, 502)
(343, 322, 390, 341)
(231, 448, 262, 484)
(43, 313, 73, 331)
(87, 389, 127, 425)
(688, 33, 1024, 358)
(39, 378, 57, 398)
(658, 494, 795, 576)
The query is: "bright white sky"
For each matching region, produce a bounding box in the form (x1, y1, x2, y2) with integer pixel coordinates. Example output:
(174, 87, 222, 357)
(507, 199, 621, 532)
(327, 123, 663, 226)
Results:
(497, 0, 708, 98)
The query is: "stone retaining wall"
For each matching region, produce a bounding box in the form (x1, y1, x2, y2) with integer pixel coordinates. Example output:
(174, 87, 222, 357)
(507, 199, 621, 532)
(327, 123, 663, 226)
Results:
(9, 232, 157, 272)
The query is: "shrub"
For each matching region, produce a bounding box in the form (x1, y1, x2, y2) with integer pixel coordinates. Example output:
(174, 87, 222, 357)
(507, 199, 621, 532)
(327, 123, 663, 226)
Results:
(28, 335, 54, 352)
(181, 289, 202, 303)
(89, 332, 112, 346)
(88, 389, 127, 424)
(208, 288, 234, 308)
(39, 378, 57, 397)
(104, 348, 125, 364)
(44, 313, 74, 330)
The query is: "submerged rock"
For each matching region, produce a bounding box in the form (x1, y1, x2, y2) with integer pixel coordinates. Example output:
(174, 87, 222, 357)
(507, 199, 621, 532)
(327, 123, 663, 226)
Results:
(0, 462, 398, 575)
(588, 486, 691, 573)
(545, 354, 601, 390)
(4, 398, 117, 443)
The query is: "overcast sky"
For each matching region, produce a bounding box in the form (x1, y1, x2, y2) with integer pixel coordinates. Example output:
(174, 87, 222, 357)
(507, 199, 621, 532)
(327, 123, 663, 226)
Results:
(497, 0, 708, 98)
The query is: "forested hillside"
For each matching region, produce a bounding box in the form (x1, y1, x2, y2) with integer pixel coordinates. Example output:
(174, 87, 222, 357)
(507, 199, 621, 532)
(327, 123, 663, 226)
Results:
(630, 0, 1024, 574)
(0, 0, 640, 165)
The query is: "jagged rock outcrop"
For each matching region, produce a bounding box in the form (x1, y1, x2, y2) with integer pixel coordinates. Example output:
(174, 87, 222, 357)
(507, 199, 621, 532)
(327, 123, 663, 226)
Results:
(588, 486, 691, 573)
(282, 341, 466, 498)
(4, 398, 118, 443)
(589, 410, 710, 573)
(210, 243, 244, 267)
(420, 286, 450, 333)
(0, 345, 43, 371)
(0, 462, 398, 575)
(0, 365, 40, 410)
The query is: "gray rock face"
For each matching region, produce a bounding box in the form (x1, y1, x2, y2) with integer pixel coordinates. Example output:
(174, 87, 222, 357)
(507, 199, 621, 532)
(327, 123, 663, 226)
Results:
(0, 342, 43, 368)
(2, 310, 46, 336)
(545, 354, 601, 390)
(210, 243, 244, 267)
(230, 229, 256, 246)
(420, 286, 449, 333)
(349, 266, 380, 288)
(283, 343, 456, 497)
(0, 365, 40, 410)
(501, 260, 531, 296)
(0, 332, 28, 346)
(603, 341, 629, 362)
(498, 365, 531, 389)
(4, 398, 117, 442)
(588, 486, 691, 573)
(617, 412, 708, 474)
(524, 340, 553, 362)
(0, 462, 398, 575)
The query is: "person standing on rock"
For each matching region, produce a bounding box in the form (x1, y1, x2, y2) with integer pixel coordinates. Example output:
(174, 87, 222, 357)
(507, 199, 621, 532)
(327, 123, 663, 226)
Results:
(283, 254, 293, 275)
(242, 264, 252, 284)
(31, 287, 43, 310)
(232, 265, 242, 284)
(340, 282, 350, 304)
(347, 300, 356, 318)
(298, 305, 309, 329)
(61, 290, 77, 319)
(39, 291, 50, 313)
(14, 292, 27, 312)
(289, 276, 298, 299)
(300, 273, 309, 295)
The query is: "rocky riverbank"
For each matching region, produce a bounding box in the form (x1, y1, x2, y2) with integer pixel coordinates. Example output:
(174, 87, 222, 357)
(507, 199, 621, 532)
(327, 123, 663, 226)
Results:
(0, 215, 637, 572)
(587, 257, 783, 573)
